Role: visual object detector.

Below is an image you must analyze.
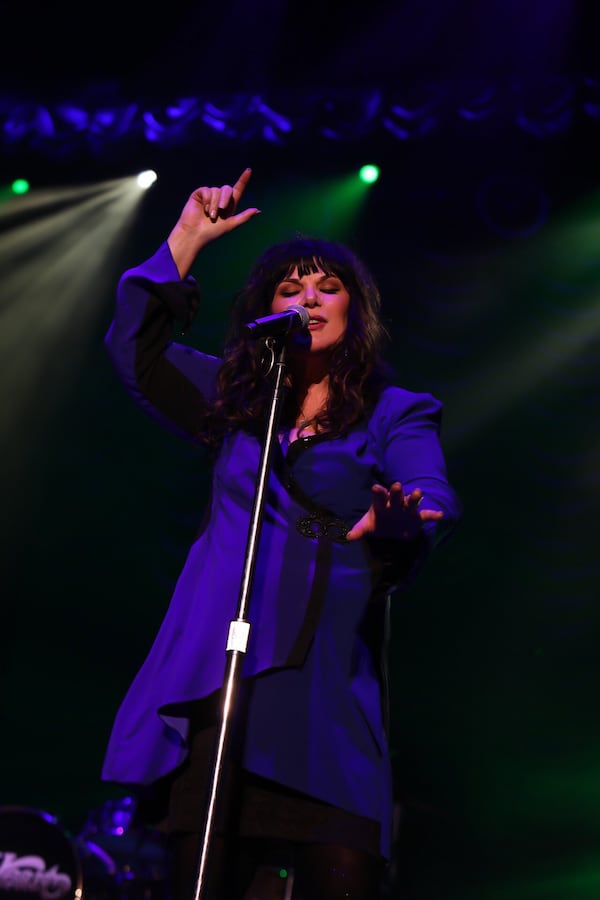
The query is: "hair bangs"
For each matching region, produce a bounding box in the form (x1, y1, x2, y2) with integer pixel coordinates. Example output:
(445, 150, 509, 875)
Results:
(269, 240, 359, 289)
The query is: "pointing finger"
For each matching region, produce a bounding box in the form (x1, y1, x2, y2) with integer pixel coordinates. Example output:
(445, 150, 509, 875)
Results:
(232, 167, 253, 201)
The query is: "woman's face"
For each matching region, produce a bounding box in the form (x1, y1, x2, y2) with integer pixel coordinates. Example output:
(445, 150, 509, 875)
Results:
(271, 266, 351, 353)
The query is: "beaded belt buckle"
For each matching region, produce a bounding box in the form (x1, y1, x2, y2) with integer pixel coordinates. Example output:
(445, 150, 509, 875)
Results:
(296, 513, 349, 543)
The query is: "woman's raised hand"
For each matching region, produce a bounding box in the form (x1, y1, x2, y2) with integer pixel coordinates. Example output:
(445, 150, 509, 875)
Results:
(168, 168, 260, 277)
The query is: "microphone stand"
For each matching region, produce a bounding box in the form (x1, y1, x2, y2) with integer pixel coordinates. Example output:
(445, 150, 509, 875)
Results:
(193, 336, 289, 900)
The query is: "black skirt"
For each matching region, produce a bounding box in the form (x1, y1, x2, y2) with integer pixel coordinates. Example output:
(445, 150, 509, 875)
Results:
(163, 699, 381, 859)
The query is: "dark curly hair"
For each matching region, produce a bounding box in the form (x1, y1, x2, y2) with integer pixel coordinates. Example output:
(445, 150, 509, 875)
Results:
(198, 235, 394, 451)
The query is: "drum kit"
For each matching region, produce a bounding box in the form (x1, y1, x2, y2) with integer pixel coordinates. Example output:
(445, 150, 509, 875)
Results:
(0, 799, 170, 900)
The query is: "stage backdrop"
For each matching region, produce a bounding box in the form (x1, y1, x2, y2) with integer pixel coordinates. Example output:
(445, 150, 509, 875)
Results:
(2, 111, 599, 900)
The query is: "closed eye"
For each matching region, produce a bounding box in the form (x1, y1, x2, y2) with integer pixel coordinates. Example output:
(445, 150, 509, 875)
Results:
(319, 278, 344, 293)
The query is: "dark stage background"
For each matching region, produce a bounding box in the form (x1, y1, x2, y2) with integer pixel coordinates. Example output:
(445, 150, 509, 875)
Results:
(1, 2, 600, 899)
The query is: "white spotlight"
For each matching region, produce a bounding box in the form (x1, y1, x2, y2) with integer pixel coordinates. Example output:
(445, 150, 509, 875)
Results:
(137, 169, 158, 189)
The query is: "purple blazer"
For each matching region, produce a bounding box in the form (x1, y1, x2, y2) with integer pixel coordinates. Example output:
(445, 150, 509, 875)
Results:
(100, 242, 462, 858)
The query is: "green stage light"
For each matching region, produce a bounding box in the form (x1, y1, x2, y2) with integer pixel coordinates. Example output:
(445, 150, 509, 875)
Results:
(359, 165, 380, 184)
(11, 179, 30, 195)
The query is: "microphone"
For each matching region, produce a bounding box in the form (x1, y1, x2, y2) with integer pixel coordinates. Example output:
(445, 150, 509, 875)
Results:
(244, 304, 310, 340)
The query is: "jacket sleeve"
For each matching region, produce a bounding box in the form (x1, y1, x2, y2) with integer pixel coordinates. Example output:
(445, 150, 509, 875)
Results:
(368, 387, 463, 593)
(104, 241, 222, 440)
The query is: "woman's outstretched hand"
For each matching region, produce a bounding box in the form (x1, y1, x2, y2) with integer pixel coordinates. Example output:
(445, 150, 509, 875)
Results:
(168, 167, 260, 277)
(346, 482, 443, 542)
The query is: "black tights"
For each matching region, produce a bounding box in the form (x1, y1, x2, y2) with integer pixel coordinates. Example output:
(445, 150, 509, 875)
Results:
(169, 832, 384, 900)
